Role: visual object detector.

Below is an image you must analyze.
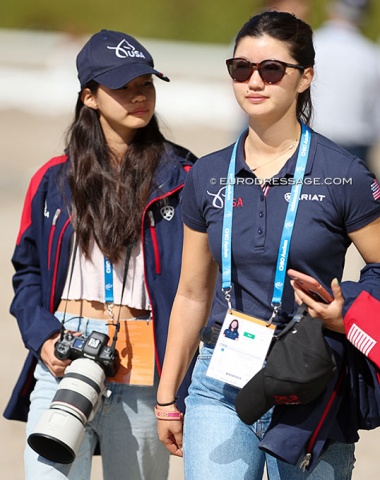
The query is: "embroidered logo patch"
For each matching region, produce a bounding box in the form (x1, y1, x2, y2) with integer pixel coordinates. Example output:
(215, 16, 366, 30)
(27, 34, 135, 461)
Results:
(207, 187, 244, 208)
(284, 192, 325, 202)
(347, 323, 377, 357)
(107, 39, 146, 59)
(160, 206, 174, 221)
(371, 180, 380, 201)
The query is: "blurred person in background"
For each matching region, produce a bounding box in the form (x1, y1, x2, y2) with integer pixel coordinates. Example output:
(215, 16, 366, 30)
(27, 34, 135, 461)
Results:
(261, 0, 311, 20)
(3, 29, 196, 480)
(312, 0, 380, 169)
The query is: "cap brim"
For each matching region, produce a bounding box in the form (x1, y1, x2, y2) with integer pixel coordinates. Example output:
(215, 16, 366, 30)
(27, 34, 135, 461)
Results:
(235, 369, 273, 425)
(93, 63, 170, 89)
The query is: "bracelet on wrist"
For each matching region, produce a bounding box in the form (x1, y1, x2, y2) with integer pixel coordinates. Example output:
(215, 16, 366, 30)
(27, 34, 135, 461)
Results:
(156, 396, 178, 407)
(154, 405, 183, 421)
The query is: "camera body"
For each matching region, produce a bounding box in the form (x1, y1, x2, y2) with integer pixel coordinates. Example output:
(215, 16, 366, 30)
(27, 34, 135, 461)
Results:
(55, 330, 120, 377)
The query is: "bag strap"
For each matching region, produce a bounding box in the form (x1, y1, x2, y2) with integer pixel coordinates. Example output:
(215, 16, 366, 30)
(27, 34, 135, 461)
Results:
(275, 302, 307, 340)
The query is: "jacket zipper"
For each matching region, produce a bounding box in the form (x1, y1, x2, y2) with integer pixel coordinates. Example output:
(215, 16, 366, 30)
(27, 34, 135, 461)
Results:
(148, 210, 161, 275)
(47, 208, 61, 270)
(142, 184, 184, 274)
(300, 366, 346, 470)
(49, 217, 71, 313)
(142, 183, 185, 374)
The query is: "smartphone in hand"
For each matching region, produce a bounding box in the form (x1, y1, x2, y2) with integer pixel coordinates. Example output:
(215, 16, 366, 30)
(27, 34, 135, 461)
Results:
(287, 269, 334, 304)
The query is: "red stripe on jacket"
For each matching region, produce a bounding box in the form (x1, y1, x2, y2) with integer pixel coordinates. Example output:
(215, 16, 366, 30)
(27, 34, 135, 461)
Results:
(16, 155, 68, 245)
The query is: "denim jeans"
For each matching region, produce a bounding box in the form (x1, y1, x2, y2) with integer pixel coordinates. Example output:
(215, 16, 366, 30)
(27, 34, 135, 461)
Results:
(24, 313, 169, 480)
(183, 345, 354, 480)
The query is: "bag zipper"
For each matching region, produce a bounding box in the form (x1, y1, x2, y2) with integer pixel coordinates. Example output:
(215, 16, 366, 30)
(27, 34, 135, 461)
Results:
(299, 366, 346, 471)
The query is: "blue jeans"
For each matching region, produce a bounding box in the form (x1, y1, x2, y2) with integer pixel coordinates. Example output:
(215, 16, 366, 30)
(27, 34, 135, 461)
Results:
(24, 313, 169, 480)
(183, 346, 354, 480)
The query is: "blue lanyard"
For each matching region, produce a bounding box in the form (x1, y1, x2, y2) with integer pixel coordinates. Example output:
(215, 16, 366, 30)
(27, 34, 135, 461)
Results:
(221, 123, 311, 316)
(104, 257, 114, 304)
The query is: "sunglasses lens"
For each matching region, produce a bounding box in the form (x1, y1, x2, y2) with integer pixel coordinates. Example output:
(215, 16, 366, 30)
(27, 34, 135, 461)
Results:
(227, 59, 287, 83)
(227, 59, 252, 82)
(259, 61, 286, 84)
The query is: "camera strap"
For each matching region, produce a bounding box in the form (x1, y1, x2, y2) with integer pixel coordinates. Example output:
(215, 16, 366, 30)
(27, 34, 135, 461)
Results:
(60, 235, 79, 340)
(60, 236, 134, 349)
(109, 242, 134, 351)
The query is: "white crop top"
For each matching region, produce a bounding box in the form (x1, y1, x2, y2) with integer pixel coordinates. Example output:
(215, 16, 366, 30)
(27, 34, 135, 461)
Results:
(61, 237, 150, 310)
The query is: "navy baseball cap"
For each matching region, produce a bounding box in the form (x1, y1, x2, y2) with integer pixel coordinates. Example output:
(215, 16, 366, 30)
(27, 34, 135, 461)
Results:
(77, 29, 170, 89)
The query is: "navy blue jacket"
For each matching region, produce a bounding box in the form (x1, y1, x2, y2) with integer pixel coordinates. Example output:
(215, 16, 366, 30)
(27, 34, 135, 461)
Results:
(260, 265, 380, 471)
(4, 141, 196, 421)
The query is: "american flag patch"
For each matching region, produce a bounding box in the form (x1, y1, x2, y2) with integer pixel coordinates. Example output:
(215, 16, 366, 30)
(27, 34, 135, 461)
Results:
(347, 323, 377, 357)
(371, 180, 380, 200)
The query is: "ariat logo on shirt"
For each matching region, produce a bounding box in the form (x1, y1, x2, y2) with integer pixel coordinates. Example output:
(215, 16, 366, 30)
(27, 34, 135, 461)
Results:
(284, 192, 325, 202)
(107, 39, 146, 59)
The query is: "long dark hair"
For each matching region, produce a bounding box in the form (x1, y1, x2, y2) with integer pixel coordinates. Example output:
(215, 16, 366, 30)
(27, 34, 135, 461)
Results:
(65, 81, 165, 263)
(233, 11, 315, 125)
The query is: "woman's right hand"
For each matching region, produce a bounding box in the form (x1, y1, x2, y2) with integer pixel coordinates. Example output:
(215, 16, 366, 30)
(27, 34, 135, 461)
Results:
(156, 406, 184, 457)
(40, 332, 71, 378)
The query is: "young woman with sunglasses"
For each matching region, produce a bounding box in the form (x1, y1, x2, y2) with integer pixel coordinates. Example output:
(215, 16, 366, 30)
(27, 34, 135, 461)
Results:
(156, 11, 380, 480)
(4, 30, 197, 480)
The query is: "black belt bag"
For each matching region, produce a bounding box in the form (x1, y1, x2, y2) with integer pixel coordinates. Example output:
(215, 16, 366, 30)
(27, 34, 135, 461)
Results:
(199, 322, 223, 345)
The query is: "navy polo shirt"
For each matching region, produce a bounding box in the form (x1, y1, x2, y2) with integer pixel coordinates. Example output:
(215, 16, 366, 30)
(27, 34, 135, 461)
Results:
(224, 328, 239, 340)
(182, 129, 380, 326)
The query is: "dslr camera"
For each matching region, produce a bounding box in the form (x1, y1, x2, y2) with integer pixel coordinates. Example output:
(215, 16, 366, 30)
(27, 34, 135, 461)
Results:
(55, 330, 120, 377)
(28, 331, 120, 464)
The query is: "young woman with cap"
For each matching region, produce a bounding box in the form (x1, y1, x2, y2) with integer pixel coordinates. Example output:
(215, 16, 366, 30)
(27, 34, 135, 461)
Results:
(156, 11, 380, 480)
(3, 29, 196, 479)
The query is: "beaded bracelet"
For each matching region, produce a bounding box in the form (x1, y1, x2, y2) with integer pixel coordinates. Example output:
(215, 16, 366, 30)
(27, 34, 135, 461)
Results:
(156, 396, 178, 407)
(154, 405, 183, 421)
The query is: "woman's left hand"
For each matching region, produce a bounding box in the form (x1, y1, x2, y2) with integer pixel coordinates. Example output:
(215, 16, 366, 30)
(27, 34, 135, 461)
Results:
(291, 278, 345, 333)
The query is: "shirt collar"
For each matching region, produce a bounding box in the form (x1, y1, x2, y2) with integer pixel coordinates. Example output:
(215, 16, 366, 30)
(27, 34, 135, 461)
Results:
(234, 127, 315, 178)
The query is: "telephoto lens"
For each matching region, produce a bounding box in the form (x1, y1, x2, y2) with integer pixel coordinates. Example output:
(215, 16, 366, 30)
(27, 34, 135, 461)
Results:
(28, 358, 109, 464)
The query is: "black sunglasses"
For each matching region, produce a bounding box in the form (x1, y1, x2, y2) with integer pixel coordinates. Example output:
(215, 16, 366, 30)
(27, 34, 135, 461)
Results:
(226, 58, 305, 84)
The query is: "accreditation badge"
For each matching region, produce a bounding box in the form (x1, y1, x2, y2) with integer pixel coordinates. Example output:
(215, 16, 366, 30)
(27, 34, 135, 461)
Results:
(108, 318, 155, 386)
(206, 310, 275, 389)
